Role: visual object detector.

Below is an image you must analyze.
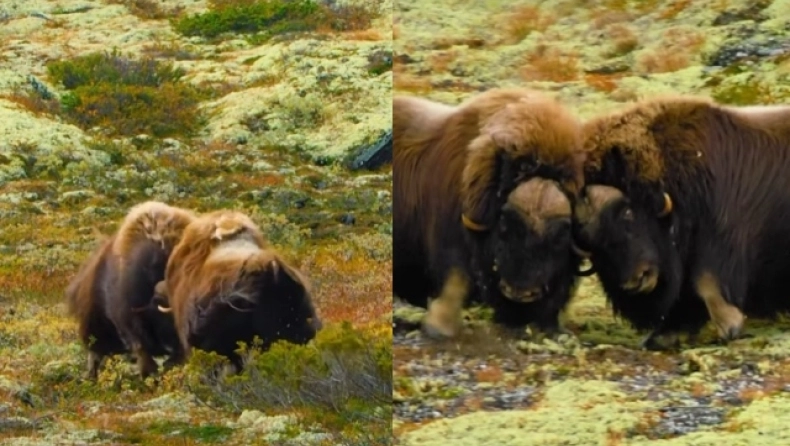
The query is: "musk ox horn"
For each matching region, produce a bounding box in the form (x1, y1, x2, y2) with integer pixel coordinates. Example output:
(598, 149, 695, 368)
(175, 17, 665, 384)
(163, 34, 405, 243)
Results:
(461, 214, 488, 231)
(157, 305, 173, 313)
(576, 263, 596, 277)
(658, 193, 673, 217)
(571, 241, 592, 259)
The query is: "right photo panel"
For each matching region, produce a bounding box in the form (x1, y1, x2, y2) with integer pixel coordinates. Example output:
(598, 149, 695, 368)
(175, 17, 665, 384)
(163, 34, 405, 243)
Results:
(392, 0, 790, 444)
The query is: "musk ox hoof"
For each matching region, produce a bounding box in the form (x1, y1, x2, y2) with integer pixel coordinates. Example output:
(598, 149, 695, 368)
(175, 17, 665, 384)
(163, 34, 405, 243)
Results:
(421, 318, 461, 339)
(640, 331, 680, 351)
(711, 306, 746, 342)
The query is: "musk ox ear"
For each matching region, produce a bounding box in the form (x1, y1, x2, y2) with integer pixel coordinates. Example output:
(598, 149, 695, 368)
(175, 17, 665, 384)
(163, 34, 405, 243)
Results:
(460, 136, 505, 231)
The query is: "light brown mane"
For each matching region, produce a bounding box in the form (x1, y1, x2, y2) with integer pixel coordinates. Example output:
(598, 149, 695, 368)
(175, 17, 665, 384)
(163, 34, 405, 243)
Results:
(112, 201, 198, 269)
(395, 88, 584, 236)
(164, 210, 271, 349)
(582, 95, 717, 183)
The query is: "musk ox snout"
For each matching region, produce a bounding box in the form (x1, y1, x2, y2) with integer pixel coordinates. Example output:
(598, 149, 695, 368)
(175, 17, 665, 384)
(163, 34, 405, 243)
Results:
(621, 262, 659, 294)
(498, 280, 545, 303)
(492, 177, 575, 303)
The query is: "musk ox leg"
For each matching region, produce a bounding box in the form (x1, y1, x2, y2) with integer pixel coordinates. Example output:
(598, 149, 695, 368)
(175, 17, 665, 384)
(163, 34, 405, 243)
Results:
(694, 271, 746, 341)
(163, 345, 186, 370)
(640, 331, 681, 351)
(422, 268, 469, 339)
(132, 343, 158, 378)
(86, 351, 104, 381)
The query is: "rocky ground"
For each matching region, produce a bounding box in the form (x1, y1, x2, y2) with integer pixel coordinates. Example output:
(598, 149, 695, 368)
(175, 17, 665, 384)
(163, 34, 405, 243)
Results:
(394, 0, 790, 444)
(0, 0, 392, 445)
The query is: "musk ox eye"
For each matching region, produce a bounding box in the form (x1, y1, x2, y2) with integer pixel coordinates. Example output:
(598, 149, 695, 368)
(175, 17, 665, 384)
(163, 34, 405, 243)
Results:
(622, 208, 634, 221)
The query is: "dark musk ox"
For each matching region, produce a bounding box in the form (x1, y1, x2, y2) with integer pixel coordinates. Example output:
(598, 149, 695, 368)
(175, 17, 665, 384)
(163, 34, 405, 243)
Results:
(573, 96, 790, 349)
(156, 210, 322, 372)
(65, 201, 197, 379)
(393, 87, 590, 338)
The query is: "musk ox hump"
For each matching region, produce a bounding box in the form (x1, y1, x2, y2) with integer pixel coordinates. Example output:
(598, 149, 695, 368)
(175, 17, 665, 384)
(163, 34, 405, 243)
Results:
(582, 95, 716, 183)
(211, 212, 260, 242)
(112, 201, 197, 262)
(393, 95, 456, 135)
(506, 178, 571, 235)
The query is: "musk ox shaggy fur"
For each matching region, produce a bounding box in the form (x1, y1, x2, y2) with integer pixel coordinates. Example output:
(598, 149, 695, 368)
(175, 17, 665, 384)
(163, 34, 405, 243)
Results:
(157, 210, 321, 371)
(574, 96, 790, 348)
(393, 87, 589, 338)
(65, 201, 197, 379)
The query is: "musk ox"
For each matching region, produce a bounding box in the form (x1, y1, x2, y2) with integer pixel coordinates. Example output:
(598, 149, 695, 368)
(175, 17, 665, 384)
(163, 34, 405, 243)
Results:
(65, 201, 197, 379)
(574, 96, 790, 348)
(157, 210, 322, 372)
(393, 87, 589, 338)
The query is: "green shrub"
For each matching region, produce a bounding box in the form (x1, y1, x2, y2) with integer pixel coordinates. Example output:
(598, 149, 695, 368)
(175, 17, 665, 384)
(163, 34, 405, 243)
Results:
(711, 79, 789, 106)
(185, 321, 392, 413)
(46, 50, 204, 138)
(173, 0, 383, 40)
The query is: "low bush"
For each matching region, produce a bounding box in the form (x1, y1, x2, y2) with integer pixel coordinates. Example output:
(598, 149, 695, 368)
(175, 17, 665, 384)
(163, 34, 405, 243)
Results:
(185, 321, 391, 412)
(46, 50, 205, 138)
(173, 0, 383, 41)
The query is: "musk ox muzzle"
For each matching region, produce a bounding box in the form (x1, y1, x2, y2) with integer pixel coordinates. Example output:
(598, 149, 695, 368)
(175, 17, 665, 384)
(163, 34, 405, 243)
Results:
(483, 177, 585, 303)
(574, 184, 673, 294)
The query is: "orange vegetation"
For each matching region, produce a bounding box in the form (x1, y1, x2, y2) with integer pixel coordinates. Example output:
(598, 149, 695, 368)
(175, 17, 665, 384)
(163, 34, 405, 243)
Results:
(341, 29, 384, 41)
(499, 5, 555, 44)
(658, 0, 692, 20)
(428, 50, 458, 73)
(584, 73, 625, 93)
(474, 365, 504, 383)
(394, 64, 431, 94)
(520, 45, 580, 83)
(638, 27, 705, 74)
(607, 23, 639, 56)
(299, 244, 391, 326)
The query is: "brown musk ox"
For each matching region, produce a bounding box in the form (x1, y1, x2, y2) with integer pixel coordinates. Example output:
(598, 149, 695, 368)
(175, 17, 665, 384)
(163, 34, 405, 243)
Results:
(156, 210, 322, 372)
(393, 87, 590, 338)
(573, 96, 790, 349)
(65, 201, 198, 379)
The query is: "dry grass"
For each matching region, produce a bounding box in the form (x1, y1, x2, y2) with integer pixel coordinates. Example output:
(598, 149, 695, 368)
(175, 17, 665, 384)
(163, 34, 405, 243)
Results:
(584, 73, 626, 93)
(606, 23, 639, 56)
(658, 0, 692, 20)
(393, 64, 431, 94)
(428, 50, 458, 73)
(341, 29, 384, 41)
(106, 0, 183, 20)
(638, 27, 705, 73)
(0, 91, 60, 117)
(520, 44, 580, 83)
(499, 4, 555, 44)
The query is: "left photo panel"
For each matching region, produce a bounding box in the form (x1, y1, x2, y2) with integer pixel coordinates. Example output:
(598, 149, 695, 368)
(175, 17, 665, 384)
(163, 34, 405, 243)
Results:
(0, 0, 393, 444)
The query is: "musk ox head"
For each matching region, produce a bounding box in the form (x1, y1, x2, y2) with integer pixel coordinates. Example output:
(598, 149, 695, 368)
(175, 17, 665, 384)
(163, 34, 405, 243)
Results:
(484, 176, 579, 303)
(187, 256, 322, 357)
(160, 210, 321, 365)
(573, 184, 675, 295)
(457, 93, 588, 303)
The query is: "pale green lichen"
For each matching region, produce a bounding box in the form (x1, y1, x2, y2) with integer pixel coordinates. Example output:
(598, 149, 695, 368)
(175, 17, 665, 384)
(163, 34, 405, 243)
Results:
(399, 380, 654, 446)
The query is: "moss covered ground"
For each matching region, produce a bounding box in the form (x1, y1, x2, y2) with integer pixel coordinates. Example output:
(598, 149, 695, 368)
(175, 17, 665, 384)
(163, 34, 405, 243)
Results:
(0, 0, 392, 444)
(393, 0, 790, 444)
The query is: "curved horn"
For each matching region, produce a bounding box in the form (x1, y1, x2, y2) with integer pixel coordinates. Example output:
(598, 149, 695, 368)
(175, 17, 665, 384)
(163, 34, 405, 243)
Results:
(658, 193, 673, 217)
(571, 241, 592, 259)
(157, 305, 173, 313)
(462, 214, 488, 232)
(576, 263, 596, 277)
